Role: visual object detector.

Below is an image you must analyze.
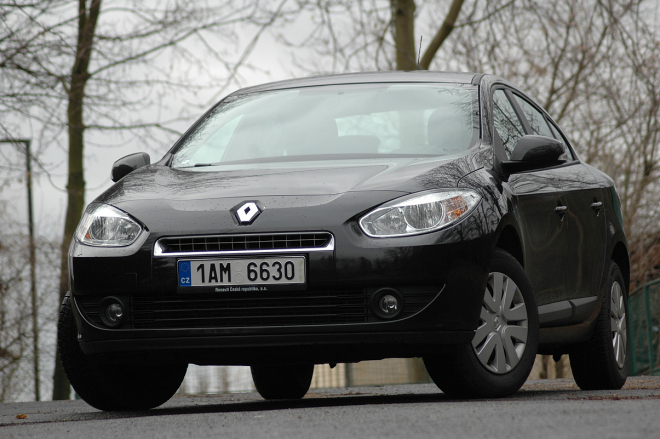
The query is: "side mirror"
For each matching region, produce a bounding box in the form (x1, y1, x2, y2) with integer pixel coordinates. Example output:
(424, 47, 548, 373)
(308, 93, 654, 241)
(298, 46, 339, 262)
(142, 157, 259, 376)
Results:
(501, 135, 565, 174)
(111, 152, 151, 182)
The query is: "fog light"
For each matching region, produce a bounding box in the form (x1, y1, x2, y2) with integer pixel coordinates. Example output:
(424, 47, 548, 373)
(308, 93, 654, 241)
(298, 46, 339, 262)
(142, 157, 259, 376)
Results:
(99, 297, 125, 328)
(380, 295, 399, 314)
(106, 303, 123, 322)
(371, 288, 404, 320)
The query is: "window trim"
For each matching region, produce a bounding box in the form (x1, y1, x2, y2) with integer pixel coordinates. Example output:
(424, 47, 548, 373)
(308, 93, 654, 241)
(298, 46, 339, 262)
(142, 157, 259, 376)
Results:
(504, 90, 533, 135)
(489, 83, 582, 166)
(490, 86, 527, 160)
(544, 117, 577, 162)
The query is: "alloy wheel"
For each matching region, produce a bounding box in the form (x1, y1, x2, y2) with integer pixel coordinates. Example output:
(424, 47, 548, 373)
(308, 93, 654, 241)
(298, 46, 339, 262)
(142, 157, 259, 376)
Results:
(472, 272, 529, 374)
(610, 281, 627, 369)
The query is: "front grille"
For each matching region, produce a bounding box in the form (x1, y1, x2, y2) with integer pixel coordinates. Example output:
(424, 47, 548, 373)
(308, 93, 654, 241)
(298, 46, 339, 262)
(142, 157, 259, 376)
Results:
(156, 232, 333, 255)
(130, 287, 368, 329)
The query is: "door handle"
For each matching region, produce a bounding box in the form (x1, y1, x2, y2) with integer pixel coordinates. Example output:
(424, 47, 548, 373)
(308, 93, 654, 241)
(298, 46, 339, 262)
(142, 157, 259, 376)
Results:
(590, 201, 603, 211)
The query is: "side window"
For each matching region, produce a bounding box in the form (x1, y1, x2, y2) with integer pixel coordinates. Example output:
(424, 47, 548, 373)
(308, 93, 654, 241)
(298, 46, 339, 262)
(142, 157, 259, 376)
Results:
(492, 89, 525, 158)
(547, 120, 576, 161)
(512, 94, 555, 138)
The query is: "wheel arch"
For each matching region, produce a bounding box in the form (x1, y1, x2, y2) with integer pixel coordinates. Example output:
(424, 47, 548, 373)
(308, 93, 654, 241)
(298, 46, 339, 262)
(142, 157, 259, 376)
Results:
(495, 224, 524, 269)
(611, 241, 630, 293)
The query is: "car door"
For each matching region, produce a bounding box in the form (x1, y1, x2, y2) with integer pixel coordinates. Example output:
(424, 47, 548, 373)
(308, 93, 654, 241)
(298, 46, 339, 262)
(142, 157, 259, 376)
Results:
(510, 93, 606, 315)
(544, 120, 607, 308)
(492, 88, 568, 308)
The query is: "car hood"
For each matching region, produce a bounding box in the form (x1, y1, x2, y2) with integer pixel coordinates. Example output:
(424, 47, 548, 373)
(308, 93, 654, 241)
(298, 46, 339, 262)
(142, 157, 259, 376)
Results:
(99, 152, 485, 203)
(95, 151, 488, 234)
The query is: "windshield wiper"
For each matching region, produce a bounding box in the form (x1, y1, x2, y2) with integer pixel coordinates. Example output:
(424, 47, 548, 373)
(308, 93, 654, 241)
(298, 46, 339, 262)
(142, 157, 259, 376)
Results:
(193, 163, 219, 167)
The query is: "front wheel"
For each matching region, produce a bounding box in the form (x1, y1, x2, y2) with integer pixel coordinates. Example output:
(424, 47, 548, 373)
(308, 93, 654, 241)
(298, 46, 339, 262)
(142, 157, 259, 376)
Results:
(251, 363, 314, 400)
(424, 248, 539, 398)
(58, 295, 188, 411)
(570, 261, 629, 390)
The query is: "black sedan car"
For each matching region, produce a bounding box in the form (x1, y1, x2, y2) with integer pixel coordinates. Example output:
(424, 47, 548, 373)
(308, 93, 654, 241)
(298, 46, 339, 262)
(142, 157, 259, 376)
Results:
(59, 71, 630, 410)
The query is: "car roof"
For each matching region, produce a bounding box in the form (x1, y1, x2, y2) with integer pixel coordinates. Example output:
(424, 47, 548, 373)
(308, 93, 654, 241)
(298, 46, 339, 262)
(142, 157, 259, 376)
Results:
(232, 71, 482, 96)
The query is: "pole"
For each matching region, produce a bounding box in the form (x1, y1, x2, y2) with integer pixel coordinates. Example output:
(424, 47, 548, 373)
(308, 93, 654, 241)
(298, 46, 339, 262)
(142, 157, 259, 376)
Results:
(25, 140, 40, 401)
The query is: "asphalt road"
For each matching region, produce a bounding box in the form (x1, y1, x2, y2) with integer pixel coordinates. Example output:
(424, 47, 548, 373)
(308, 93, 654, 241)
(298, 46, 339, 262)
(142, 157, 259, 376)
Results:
(1, 377, 659, 439)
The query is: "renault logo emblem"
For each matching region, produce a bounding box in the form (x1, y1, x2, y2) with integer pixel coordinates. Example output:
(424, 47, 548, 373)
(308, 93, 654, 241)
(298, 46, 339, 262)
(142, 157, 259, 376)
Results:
(232, 201, 262, 225)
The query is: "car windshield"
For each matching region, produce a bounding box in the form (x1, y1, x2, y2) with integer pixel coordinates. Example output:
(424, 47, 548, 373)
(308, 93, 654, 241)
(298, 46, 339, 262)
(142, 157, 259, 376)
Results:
(171, 83, 479, 168)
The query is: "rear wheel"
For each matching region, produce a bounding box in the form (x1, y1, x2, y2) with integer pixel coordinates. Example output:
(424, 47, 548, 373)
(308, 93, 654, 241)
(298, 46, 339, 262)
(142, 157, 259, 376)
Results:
(570, 261, 629, 390)
(424, 248, 539, 398)
(251, 363, 314, 400)
(58, 295, 188, 411)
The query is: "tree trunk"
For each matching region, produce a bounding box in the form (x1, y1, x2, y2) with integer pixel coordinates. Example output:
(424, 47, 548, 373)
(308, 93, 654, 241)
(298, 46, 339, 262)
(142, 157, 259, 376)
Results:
(419, 0, 465, 70)
(53, 0, 102, 401)
(391, 0, 418, 70)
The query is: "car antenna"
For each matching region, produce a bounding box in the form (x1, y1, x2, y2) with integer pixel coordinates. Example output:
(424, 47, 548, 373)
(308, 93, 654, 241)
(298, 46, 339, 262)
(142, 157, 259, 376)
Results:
(417, 36, 423, 69)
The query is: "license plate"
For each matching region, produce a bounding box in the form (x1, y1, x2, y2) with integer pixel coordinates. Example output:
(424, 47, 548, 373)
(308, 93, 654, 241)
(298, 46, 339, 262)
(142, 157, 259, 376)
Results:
(177, 256, 305, 289)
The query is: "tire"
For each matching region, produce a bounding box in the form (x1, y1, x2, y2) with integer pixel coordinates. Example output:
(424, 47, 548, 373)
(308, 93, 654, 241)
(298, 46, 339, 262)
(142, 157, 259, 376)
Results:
(570, 261, 629, 390)
(251, 363, 314, 400)
(58, 295, 188, 411)
(424, 248, 539, 398)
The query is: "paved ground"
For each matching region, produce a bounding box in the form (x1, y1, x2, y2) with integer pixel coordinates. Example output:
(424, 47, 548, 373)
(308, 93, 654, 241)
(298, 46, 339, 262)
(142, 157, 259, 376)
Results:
(1, 377, 659, 439)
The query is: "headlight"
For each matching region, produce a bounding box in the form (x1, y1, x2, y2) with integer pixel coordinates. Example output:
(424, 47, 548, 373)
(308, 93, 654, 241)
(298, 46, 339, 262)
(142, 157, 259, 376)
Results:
(359, 190, 481, 237)
(75, 204, 144, 247)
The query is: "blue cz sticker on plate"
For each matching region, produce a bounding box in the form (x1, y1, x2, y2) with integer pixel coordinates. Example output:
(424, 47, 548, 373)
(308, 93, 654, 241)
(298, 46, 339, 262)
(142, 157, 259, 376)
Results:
(178, 261, 192, 287)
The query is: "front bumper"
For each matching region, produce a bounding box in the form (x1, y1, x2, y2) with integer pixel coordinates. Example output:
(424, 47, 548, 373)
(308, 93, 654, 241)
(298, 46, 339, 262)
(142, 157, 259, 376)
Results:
(76, 324, 475, 366)
(69, 194, 497, 365)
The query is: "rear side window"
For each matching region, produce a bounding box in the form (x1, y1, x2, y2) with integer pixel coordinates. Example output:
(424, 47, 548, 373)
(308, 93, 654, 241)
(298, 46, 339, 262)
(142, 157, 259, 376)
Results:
(492, 89, 525, 158)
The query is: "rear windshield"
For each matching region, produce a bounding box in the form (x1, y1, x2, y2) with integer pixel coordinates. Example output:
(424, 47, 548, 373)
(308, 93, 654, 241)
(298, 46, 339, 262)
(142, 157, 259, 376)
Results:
(171, 83, 479, 168)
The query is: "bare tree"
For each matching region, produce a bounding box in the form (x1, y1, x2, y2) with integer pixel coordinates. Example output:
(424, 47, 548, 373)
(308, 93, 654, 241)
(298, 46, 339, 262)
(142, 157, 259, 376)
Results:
(391, 0, 467, 70)
(2, 0, 299, 400)
(273, 0, 509, 73)
(0, 227, 30, 401)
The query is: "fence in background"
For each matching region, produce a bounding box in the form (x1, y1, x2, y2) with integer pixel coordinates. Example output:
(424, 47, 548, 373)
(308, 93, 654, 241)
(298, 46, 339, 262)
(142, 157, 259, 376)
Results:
(629, 278, 660, 376)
